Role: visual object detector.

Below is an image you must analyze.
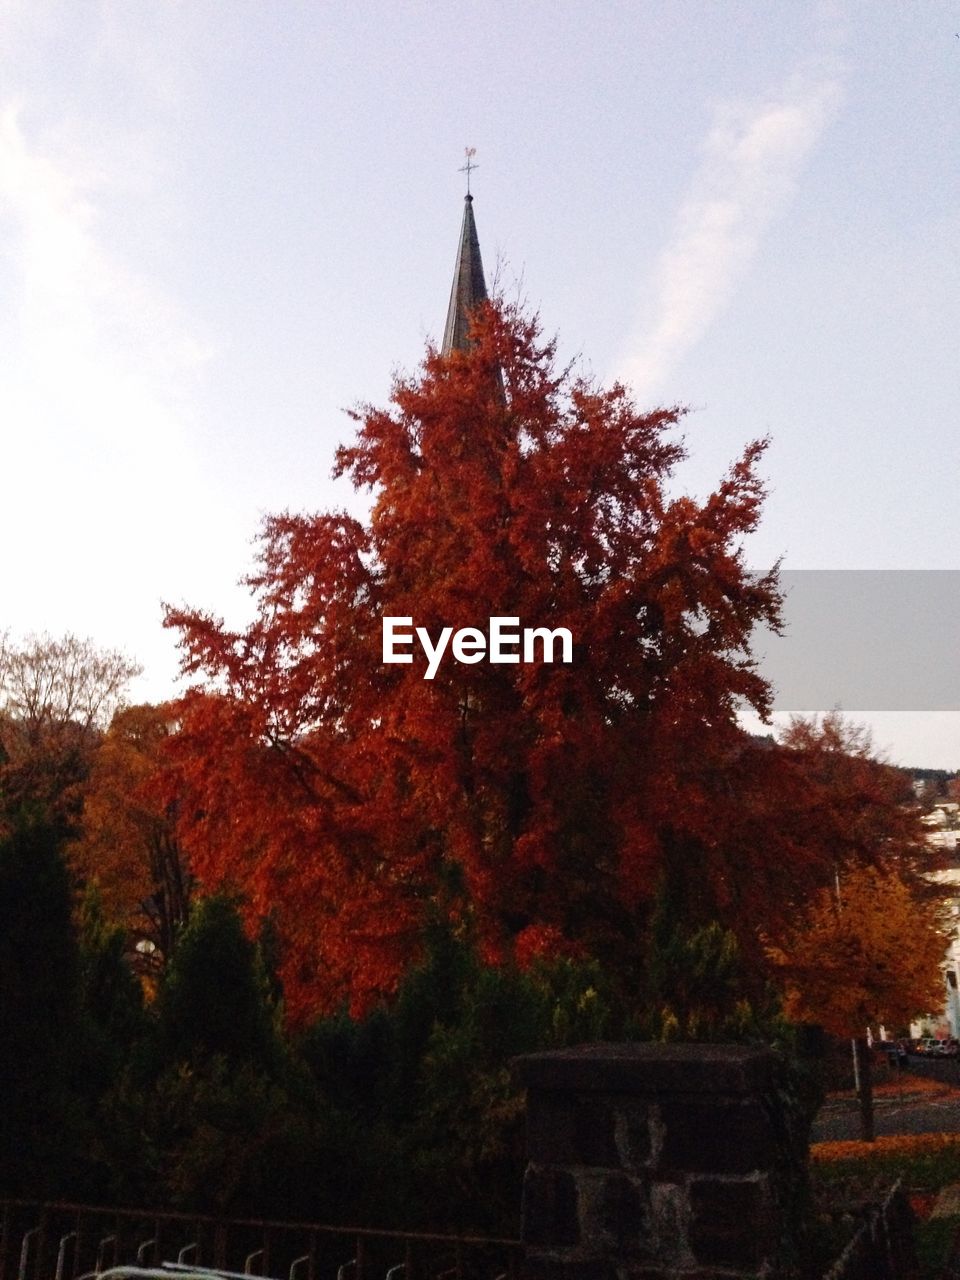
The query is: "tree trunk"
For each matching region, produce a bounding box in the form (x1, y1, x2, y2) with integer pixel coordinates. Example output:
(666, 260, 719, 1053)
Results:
(854, 1036, 875, 1142)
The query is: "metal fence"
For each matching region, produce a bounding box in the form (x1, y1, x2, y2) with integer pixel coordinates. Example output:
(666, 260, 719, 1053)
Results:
(0, 1201, 521, 1280)
(821, 1180, 917, 1280)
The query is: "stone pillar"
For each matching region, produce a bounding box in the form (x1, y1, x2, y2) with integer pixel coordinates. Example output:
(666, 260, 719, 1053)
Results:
(514, 1043, 792, 1279)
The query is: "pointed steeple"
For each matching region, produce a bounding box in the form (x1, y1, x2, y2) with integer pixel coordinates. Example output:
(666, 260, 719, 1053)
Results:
(442, 192, 489, 355)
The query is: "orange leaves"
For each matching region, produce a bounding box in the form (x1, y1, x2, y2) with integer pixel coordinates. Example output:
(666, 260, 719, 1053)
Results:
(766, 861, 947, 1037)
(812, 1133, 960, 1163)
(163, 299, 785, 1018)
(70, 703, 190, 965)
(514, 923, 576, 969)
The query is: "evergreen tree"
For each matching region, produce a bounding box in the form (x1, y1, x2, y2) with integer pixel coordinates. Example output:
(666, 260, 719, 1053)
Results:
(156, 894, 277, 1068)
(0, 818, 80, 1194)
(77, 885, 146, 1082)
(92, 895, 319, 1216)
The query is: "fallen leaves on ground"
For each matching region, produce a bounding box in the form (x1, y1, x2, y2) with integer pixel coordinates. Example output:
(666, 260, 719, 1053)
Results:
(812, 1133, 960, 1162)
(827, 1070, 960, 1102)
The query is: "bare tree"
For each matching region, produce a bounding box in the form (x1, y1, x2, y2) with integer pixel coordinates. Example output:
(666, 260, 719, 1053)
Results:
(0, 633, 141, 736)
(0, 632, 142, 826)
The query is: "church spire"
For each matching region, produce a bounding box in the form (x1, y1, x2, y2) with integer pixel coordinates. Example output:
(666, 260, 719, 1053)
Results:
(442, 174, 490, 355)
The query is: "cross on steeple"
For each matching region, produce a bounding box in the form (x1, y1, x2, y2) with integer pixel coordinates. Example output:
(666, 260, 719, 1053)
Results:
(459, 146, 478, 196)
(442, 156, 489, 355)
(440, 167, 506, 400)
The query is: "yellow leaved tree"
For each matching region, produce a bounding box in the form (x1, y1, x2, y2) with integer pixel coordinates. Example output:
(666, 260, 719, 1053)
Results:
(768, 864, 946, 1141)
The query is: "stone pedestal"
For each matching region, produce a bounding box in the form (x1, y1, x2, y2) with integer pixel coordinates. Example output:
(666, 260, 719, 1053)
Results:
(514, 1043, 790, 1279)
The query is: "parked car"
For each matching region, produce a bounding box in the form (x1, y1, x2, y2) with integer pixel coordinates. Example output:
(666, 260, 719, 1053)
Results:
(876, 1039, 908, 1064)
(915, 1037, 942, 1056)
(912, 1037, 959, 1057)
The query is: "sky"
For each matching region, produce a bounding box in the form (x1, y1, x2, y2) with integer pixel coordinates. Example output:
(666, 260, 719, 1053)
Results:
(0, 1, 958, 767)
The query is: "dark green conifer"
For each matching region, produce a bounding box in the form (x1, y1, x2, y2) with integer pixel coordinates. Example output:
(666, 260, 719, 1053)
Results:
(0, 818, 80, 1194)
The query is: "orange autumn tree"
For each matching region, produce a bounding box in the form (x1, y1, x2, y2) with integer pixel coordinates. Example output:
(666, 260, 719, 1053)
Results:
(765, 714, 940, 1141)
(779, 714, 929, 879)
(768, 864, 945, 1037)
(768, 861, 945, 1141)
(164, 300, 789, 1021)
(70, 703, 191, 972)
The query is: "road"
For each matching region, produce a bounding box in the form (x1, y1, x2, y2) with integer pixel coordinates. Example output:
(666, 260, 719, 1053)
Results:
(812, 1056, 960, 1143)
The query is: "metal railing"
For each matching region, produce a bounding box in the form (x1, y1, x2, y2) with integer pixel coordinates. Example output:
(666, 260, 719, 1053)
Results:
(0, 1202, 521, 1280)
(821, 1180, 917, 1280)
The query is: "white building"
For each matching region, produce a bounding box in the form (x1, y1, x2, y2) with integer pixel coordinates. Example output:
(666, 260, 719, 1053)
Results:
(912, 826, 960, 1038)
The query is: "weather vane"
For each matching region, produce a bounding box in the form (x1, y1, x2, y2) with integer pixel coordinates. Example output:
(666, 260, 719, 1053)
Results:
(459, 146, 478, 195)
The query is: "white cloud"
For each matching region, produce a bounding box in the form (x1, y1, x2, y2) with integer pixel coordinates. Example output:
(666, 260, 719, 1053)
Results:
(0, 104, 211, 421)
(0, 104, 233, 694)
(620, 64, 842, 397)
